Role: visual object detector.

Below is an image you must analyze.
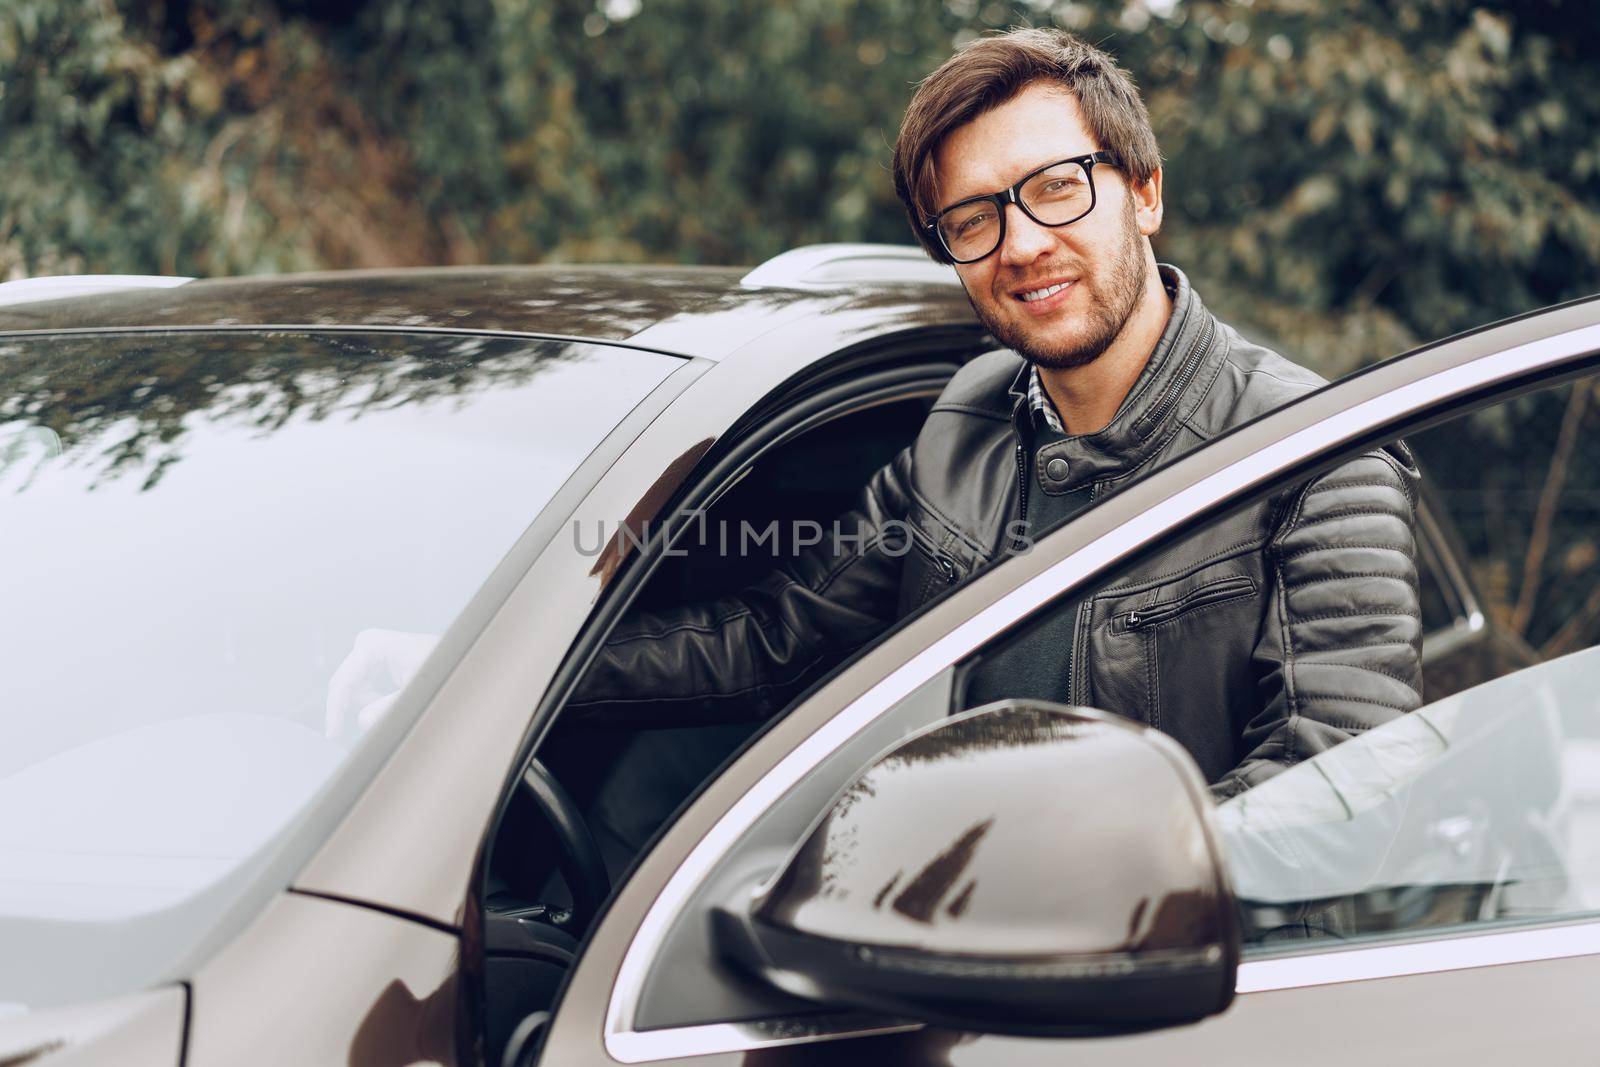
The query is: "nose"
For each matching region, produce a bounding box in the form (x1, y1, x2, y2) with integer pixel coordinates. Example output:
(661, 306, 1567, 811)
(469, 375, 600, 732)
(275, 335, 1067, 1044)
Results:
(997, 201, 1055, 267)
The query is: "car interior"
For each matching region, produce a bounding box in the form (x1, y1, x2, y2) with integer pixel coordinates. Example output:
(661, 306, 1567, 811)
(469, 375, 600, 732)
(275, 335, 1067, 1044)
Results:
(475, 355, 967, 1062)
(506, 395, 940, 882)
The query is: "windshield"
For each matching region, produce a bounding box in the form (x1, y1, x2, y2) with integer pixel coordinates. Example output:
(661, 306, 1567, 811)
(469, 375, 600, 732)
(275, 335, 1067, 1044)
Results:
(0, 330, 678, 1009)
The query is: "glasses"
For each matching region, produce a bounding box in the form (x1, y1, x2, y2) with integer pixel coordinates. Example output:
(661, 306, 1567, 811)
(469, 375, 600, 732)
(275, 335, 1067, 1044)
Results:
(927, 151, 1119, 264)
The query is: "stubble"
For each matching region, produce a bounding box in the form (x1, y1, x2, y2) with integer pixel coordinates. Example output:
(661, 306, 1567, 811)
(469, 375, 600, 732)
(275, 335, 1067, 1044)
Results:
(972, 196, 1149, 370)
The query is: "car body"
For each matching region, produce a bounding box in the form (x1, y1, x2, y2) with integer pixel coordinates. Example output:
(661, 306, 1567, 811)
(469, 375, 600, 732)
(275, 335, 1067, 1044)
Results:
(1, 246, 1596, 1066)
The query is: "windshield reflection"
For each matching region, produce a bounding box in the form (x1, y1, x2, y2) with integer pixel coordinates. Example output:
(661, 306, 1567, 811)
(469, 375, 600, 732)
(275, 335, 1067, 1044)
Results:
(0, 267, 973, 348)
(0, 330, 602, 490)
(0, 330, 676, 1010)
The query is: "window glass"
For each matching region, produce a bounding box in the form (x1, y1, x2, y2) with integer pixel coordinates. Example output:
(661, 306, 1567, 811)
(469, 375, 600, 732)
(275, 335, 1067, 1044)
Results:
(1219, 647, 1599, 945)
(1415, 509, 1465, 638)
(1222, 372, 1600, 949)
(0, 330, 677, 1010)
(948, 372, 1600, 951)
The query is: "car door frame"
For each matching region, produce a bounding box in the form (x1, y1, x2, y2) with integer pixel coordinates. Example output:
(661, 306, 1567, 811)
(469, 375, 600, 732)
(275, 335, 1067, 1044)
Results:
(286, 315, 987, 920)
(533, 296, 1600, 1066)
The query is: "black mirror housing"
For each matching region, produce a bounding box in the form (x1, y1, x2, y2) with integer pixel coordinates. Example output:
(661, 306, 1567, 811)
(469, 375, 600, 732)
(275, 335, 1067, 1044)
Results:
(715, 701, 1239, 1035)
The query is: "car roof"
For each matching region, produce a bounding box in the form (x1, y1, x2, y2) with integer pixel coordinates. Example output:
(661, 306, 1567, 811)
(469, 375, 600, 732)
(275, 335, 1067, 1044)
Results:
(0, 256, 979, 361)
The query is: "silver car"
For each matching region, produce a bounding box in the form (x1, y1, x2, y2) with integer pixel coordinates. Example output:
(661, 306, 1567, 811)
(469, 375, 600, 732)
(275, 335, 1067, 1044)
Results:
(2, 246, 1597, 1065)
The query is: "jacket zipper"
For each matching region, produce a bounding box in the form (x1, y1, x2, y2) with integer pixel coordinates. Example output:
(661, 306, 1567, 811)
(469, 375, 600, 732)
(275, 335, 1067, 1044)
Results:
(1133, 313, 1216, 441)
(1012, 441, 1029, 553)
(1122, 575, 1255, 631)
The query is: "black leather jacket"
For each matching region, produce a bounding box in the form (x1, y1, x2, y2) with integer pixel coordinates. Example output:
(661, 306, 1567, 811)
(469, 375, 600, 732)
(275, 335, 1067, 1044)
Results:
(571, 267, 1423, 800)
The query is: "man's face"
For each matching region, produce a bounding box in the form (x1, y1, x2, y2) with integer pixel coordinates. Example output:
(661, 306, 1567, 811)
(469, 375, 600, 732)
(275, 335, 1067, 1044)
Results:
(932, 82, 1161, 369)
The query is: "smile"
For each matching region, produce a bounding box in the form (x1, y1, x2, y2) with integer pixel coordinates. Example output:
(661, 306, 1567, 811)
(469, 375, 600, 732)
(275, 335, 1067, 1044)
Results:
(1018, 280, 1074, 302)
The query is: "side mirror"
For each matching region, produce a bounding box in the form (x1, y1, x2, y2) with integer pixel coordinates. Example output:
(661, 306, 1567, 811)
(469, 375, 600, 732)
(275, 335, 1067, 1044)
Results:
(715, 701, 1239, 1035)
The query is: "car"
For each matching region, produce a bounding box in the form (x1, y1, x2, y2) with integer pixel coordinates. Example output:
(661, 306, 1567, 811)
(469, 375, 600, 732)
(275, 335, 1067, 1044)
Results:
(1, 246, 1596, 1066)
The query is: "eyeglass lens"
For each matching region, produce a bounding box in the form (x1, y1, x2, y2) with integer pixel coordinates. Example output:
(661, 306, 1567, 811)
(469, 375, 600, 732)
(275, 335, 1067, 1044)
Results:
(936, 159, 1096, 262)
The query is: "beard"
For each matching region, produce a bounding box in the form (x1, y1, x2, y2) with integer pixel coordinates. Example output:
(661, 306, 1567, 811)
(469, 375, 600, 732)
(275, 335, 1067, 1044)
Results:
(970, 197, 1150, 370)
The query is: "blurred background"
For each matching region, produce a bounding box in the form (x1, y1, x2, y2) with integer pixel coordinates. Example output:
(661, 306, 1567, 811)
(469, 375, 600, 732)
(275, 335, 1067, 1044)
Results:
(2, 0, 1598, 649)
(4, 0, 1599, 369)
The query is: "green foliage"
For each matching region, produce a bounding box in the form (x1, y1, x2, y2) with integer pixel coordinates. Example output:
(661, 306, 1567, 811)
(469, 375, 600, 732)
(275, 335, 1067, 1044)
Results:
(1131, 0, 1600, 372)
(472, 0, 972, 264)
(3, 0, 1599, 365)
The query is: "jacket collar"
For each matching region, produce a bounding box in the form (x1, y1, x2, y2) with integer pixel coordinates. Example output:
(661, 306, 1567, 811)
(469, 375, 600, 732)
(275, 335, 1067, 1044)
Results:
(1005, 264, 1220, 492)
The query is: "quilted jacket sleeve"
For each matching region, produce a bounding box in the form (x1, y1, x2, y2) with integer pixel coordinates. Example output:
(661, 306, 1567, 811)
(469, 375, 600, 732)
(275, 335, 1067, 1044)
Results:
(1211, 444, 1425, 802)
(563, 447, 914, 726)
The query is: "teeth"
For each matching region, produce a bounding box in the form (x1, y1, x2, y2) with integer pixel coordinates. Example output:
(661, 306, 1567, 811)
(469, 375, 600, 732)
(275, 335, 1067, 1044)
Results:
(1020, 282, 1071, 302)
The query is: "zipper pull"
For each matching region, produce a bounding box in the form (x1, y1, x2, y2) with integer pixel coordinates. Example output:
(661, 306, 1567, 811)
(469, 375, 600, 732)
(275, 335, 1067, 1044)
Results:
(1126, 609, 1142, 628)
(935, 555, 959, 583)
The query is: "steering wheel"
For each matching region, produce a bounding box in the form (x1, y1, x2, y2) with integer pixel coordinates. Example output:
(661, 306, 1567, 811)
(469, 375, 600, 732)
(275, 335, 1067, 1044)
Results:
(518, 758, 612, 933)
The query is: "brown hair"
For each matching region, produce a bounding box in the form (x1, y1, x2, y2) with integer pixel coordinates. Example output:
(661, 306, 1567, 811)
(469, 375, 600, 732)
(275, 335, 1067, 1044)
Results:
(892, 28, 1162, 262)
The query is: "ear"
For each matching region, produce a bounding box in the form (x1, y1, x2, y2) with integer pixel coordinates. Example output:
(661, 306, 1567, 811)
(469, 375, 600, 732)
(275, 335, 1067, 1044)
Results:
(1131, 166, 1164, 237)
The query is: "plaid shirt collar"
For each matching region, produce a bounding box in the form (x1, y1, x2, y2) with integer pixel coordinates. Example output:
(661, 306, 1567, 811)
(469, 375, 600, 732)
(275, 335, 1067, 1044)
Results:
(1026, 364, 1066, 435)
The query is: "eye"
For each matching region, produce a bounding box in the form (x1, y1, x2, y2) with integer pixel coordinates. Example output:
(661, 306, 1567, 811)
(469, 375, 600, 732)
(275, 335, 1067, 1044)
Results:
(956, 209, 995, 235)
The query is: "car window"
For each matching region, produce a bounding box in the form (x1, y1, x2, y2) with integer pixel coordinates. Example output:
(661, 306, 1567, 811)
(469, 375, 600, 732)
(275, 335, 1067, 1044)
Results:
(1221, 370, 1600, 949)
(1415, 500, 1478, 646)
(0, 329, 678, 1011)
(1219, 646, 1599, 944)
(957, 368, 1600, 952)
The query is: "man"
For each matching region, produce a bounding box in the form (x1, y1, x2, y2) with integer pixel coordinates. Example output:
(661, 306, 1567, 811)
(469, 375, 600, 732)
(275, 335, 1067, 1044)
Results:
(571, 29, 1424, 801)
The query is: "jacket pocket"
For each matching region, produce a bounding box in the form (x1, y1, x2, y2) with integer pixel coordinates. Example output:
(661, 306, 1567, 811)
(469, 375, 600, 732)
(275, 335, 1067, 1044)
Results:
(908, 530, 965, 585)
(894, 520, 971, 616)
(1115, 575, 1255, 633)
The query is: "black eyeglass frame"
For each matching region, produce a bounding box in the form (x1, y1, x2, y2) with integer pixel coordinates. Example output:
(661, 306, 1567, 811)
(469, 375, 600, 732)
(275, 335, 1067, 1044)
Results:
(925, 150, 1120, 265)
